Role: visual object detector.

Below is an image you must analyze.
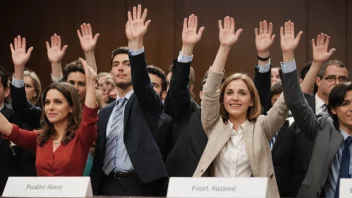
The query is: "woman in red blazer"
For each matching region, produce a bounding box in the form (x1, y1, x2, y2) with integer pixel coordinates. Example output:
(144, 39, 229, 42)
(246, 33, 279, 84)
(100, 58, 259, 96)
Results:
(0, 55, 98, 176)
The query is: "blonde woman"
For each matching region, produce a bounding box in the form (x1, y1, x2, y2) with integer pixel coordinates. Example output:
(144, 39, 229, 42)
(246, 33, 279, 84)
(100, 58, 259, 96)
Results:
(193, 17, 296, 198)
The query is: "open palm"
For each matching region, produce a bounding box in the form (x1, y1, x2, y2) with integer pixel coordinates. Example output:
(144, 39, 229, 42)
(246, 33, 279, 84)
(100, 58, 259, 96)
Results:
(46, 34, 67, 63)
(255, 21, 275, 52)
(280, 21, 303, 52)
(10, 36, 33, 67)
(182, 14, 204, 45)
(128, 5, 150, 39)
(77, 23, 99, 52)
(312, 33, 335, 63)
(219, 17, 242, 47)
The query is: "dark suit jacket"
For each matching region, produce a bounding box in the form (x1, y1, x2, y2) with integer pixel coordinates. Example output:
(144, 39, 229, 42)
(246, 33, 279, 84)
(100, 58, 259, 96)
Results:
(281, 67, 343, 198)
(254, 65, 310, 197)
(90, 52, 167, 195)
(10, 83, 42, 129)
(155, 112, 174, 161)
(0, 104, 36, 194)
(163, 59, 208, 177)
(271, 124, 297, 197)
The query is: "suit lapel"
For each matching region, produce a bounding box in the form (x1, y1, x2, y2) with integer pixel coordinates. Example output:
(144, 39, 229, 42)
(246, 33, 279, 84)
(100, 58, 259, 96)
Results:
(243, 122, 259, 174)
(123, 94, 135, 131)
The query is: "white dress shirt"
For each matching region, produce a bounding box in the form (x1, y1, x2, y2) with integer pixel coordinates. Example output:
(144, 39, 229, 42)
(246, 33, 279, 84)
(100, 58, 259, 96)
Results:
(213, 120, 252, 177)
(315, 94, 326, 115)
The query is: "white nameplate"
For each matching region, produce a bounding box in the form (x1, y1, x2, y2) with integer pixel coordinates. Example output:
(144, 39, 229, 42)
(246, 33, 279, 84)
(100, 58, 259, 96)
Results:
(339, 178, 352, 198)
(167, 177, 268, 198)
(2, 177, 92, 197)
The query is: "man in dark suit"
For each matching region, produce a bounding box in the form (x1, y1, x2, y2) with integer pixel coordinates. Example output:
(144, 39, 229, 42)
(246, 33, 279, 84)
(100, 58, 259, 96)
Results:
(90, 5, 167, 196)
(0, 66, 36, 194)
(160, 14, 208, 177)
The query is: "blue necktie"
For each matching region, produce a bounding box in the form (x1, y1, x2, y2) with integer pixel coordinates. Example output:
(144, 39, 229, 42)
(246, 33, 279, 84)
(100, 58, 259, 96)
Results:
(335, 136, 352, 197)
(102, 98, 127, 175)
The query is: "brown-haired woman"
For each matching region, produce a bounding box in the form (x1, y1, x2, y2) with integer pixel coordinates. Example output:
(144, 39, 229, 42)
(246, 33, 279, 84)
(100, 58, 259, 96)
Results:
(193, 17, 289, 198)
(0, 58, 98, 176)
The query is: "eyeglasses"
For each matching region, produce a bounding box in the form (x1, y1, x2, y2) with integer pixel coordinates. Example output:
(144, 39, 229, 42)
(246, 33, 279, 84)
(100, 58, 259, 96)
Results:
(321, 75, 348, 83)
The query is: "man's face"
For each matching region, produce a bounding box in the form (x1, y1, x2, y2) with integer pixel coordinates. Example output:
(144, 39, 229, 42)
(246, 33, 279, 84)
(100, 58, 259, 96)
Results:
(316, 65, 349, 97)
(271, 67, 281, 86)
(111, 54, 132, 89)
(0, 79, 9, 106)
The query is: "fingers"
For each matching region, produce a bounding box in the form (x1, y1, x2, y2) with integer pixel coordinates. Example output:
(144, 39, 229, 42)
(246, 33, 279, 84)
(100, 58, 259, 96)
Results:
(27, 46, 34, 56)
(145, 20, 151, 29)
(234, 28, 243, 39)
(141, 8, 148, 22)
(87, 23, 93, 36)
(295, 31, 303, 42)
(259, 21, 263, 34)
(16, 36, 21, 49)
(270, 34, 276, 41)
(311, 38, 316, 49)
(198, 26, 205, 37)
(324, 35, 330, 47)
(183, 18, 187, 31)
(10, 43, 14, 53)
(133, 6, 137, 20)
(280, 26, 284, 38)
(284, 21, 289, 35)
(127, 11, 133, 22)
(290, 21, 294, 35)
(46, 41, 50, 50)
(62, 45, 68, 54)
(194, 15, 198, 30)
(263, 20, 268, 34)
(22, 37, 26, 50)
(93, 33, 100, 42)
(328, 48, 336, 56)
(230, 17, 235, 33)
(77, 29, 83, 38)
(137, 5, 142, 19)
(57, 35, 62, 47)
(268, 22, 273, 35)
(218, 20, 223, 31)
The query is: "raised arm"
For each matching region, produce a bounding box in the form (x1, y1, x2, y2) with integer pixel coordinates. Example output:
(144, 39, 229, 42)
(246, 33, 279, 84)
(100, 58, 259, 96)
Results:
(77, 23, 100, 73)
(280, 21, 320, 140)
(127, 5, 162, 115)
(300, 33, 335, 94)
(254, 20, 275, 113)
(170, 14, 204, 123)
(46, 33, 68, 82)
(10, 36, 41, 129)
(202, 16, 242, 134)
(77, 58, 98, 147)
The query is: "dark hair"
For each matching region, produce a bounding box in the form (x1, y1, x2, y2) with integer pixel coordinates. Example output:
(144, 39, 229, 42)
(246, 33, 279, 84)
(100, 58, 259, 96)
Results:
(318, 60, 347, 78)
(270, 82, 283, 100)
(328, 82, 352, 129)
(63, 60, 85, 82)
(0, 66, 9, 89)
(147, 65, 167, 93)
(110, 47, 130, 65)
(300, 62, 312, 80)
(38, 82, 81, 147)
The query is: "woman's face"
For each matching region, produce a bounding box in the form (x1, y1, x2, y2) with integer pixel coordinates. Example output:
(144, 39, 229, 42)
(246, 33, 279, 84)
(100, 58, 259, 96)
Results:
(24, 76, 37, 103)
(44, 89, 72, 124)
(332, 90, 352, 131)
(223, 79, 253, 120)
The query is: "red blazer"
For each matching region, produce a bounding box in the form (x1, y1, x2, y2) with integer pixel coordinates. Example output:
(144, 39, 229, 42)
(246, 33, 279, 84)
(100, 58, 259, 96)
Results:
(3, 105, 98, 176)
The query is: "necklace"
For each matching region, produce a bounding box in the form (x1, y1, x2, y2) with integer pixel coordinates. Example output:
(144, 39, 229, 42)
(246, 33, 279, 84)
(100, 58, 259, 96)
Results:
(53, 140, 61, 146)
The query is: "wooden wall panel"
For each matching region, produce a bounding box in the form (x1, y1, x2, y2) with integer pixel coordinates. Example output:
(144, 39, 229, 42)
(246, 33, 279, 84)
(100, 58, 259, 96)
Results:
(347, 0, 352, 78)
(307, 0, 347, 66)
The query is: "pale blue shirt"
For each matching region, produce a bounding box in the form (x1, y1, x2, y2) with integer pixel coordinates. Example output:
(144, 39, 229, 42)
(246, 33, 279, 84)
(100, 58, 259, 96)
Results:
(11, 77, 25, 88)
(107, 89, 135, 172)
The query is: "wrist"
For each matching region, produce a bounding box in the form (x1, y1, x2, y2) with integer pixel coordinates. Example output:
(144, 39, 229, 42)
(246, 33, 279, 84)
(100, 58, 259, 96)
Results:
(257, 51, 270, 58)
(282, 51, 295, 62)
(131, 38, 144, 50)
(181, 44, 194, 56)
(84, 51, 95, 55)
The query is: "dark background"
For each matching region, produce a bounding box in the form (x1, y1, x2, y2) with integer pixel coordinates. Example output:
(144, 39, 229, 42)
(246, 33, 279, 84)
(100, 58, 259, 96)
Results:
(0, 0, 351, 102)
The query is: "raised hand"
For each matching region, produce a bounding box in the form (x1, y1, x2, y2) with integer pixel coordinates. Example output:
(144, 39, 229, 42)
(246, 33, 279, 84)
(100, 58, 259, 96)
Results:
(255, 20, 275, 53)
(125, 21, 133, 41)
(46, 34, 68, 63)
(10, 36, 33, 67)
(312, 33, 335, 63)
(127, 4, 151, 40)
(182, 14, 204, 45)
(218, 16, 243, 47)
(77, 23, 100, 52)
(280, 20, 303, 52)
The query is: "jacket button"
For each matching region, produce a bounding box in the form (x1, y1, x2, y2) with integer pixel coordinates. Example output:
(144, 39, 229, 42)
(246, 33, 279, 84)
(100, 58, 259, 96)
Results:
(201, 169, 204, 172)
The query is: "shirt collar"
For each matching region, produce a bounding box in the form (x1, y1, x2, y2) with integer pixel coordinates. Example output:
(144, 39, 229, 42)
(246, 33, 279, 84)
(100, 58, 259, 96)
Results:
(115, 90, 134, 105)
(315, 94, 326, 112)
(228, 119, 248, 132)
(340, 128, 351, 141)
(0, 104, 4, 111)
